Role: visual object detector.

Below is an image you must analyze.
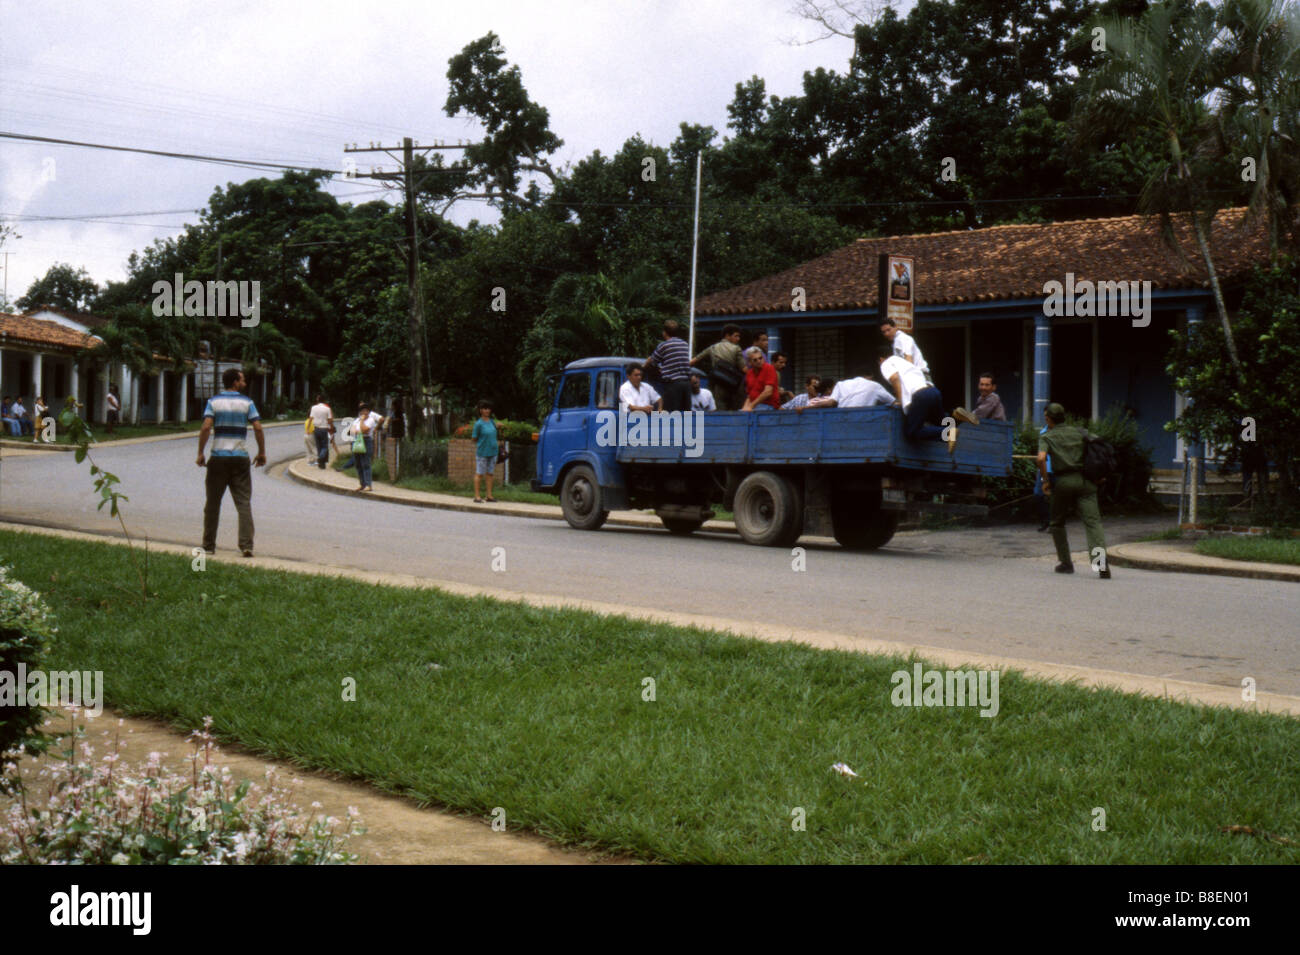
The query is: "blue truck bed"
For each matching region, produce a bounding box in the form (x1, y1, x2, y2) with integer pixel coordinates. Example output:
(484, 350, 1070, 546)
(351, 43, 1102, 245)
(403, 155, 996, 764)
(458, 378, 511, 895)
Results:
(614, 408, 1013, 477)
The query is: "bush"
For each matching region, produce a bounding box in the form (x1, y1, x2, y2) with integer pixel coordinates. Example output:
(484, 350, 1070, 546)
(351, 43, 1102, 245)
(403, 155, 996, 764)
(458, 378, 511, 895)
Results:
(452, 418, 537, 442)
(1, 716, 363, 864)
(0, 565, 58, 790)
(980, 408, 1158, 519)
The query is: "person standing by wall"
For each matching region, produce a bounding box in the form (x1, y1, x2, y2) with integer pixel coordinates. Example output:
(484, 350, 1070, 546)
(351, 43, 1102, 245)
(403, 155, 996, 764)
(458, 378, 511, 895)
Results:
(349, 401, 377, 492)
(1037, 402, 1110, 578)
(106, 385, 121, 434)
(472, 400, 499, 503)
(196, 368, 265, 557)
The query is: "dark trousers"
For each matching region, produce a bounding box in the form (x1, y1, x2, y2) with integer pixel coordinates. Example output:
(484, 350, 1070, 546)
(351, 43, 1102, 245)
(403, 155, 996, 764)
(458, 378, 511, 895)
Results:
(903, 386, 945, 442)
(1049, 471, 1106, 567)
(1032, 472, 1050, 524)
(203, 456, 254, 552)
(355, 437, 373, 488)
(713, 382, 743, 411)
(660, 378, 692, 413)
(313, 428, 330, 468)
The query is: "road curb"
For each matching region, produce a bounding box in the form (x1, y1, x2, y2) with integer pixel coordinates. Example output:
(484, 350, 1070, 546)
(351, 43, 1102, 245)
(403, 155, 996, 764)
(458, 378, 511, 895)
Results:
(0, 419, 299, 453)
(1108, 542, 1300, 583)
(283, 457, 740, 534)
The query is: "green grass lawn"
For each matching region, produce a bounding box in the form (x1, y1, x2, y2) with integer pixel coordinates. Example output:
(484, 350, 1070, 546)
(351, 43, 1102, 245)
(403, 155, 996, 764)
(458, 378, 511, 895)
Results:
(1195, 536, 1300, 566)
(6, 528, 1298, 864)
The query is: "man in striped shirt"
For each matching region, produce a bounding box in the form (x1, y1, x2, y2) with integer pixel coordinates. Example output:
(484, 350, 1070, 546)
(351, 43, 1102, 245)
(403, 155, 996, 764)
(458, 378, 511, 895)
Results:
(197, 367, 266, 557)
(645, 319, 692, 413)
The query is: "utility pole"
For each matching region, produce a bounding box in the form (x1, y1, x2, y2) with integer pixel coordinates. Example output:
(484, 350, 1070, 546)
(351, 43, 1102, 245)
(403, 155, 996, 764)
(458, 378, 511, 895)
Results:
(344, 138, 475, 432)
(1, 251, 13, 310)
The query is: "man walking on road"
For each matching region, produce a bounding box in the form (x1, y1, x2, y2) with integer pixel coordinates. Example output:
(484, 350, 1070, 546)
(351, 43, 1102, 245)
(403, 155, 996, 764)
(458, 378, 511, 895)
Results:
(197, 368, 266, 557)
(308, 393, 334, 469)
(1037, 402, 1110, 579)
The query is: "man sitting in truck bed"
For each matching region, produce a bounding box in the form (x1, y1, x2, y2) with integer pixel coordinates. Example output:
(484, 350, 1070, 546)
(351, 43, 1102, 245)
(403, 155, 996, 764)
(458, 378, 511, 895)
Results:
(619, 364, 662, 413)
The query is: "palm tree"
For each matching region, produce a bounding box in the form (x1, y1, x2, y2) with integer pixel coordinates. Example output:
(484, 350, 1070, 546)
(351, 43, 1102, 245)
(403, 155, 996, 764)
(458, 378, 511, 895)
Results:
(76, 320, 152, 424)
(1209, 0, 1300, 259)
(1077, 0, 1246, 378)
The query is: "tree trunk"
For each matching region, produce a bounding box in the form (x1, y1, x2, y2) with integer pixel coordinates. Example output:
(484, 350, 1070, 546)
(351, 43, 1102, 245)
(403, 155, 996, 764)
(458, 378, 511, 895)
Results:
(1191, 213, 1245, 380)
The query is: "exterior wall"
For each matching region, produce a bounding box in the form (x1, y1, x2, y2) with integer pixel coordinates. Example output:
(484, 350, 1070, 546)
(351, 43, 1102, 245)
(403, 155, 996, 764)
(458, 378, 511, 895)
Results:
(1098, 308, 1180, 467)
(970, 318, 1024, 422)
(447, 438, 503, 484)
(792, 327, 845, 384)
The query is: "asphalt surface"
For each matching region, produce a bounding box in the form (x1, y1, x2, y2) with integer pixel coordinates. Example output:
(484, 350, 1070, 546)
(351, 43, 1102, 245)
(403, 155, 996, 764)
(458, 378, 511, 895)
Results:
(1, 425, 1296, 695)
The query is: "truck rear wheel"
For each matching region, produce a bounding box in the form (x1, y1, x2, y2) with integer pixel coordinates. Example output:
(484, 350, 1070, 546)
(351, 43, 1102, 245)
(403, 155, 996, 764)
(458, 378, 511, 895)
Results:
(560, 465, 609, 530)
(831, 493, 899, 550)
(733, 471, 802, 547)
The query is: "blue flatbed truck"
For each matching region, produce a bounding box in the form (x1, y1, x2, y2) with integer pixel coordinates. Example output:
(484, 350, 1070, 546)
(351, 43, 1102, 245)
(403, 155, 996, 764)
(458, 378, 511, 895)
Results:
(532, 357, 1014, 549)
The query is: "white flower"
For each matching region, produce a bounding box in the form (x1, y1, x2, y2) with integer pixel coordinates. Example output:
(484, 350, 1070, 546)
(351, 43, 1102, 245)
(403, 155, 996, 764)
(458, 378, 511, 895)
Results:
(111, 853, 130, 865)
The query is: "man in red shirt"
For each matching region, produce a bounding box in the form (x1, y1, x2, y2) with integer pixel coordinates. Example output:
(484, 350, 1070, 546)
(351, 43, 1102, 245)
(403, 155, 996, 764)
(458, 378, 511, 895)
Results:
(741, 347, 781, 411)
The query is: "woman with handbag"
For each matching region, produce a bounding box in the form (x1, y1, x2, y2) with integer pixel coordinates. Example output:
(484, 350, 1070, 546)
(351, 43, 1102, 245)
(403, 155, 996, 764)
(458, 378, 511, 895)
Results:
(350, 401, 376, 492)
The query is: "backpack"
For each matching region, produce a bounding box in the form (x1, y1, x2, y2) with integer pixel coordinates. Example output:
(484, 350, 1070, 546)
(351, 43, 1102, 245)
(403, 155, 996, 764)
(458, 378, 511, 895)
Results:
(708, 344, 745, 387)
(1082, 433, 1118, 484)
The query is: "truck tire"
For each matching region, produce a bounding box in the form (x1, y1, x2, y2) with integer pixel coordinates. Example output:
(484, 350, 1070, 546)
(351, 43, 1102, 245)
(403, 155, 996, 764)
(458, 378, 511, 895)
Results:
(733, 471, 802, 547)
(832, 494, 899, 550)
(560, 465, 609, 530)
(660, 516, 705, 535)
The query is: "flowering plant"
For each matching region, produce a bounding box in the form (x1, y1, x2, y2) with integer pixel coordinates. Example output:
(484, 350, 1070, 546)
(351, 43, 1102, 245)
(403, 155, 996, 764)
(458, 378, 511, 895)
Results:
(0, 564, 58, 789)
(2, 713, 363, 864)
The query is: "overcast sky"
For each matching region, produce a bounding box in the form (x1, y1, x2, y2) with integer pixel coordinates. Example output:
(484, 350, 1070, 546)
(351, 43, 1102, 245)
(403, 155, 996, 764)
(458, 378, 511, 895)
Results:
(0, 0, 863, 303)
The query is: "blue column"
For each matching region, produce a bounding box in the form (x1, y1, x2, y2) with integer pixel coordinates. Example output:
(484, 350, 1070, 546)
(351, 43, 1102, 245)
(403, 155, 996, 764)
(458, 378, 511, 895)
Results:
(1033, 312, 1051, 425)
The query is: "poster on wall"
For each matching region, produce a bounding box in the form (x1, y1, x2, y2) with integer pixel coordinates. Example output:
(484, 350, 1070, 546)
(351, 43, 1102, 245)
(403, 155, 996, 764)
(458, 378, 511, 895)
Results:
(878, 253, 915, 332)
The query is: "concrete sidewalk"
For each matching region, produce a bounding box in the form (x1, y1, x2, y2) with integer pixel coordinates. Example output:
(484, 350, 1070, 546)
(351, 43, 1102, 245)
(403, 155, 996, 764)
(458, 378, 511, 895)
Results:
(1109, 539, 1300, 583)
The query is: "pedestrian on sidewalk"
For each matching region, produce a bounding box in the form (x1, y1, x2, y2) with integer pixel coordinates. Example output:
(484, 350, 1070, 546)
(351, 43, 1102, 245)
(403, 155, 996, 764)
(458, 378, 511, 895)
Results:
(308, 394, 334, 469)
(1037, 402, 1110, 579)
(472, 400, 499, 503)
(106, 385, 121, 434)
(349, 402, 376, 492)
(197, 368, 265, 557)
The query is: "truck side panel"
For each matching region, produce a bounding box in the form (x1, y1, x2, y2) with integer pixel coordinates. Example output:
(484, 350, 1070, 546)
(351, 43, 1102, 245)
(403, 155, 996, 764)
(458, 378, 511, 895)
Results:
(615, 408, 1012, 476)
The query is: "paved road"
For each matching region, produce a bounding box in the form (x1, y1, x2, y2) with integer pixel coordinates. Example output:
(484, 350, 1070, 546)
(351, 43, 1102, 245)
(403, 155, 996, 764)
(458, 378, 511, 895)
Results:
(2, 426, 1296, 695)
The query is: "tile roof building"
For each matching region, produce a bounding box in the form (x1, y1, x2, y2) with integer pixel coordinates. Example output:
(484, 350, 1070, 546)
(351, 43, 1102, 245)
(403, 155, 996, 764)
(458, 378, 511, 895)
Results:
(692, 208, 1268, 469)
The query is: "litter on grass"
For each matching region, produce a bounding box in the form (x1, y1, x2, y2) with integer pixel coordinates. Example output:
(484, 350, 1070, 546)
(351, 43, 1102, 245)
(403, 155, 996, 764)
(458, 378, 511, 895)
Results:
(830, 762, 858, 778)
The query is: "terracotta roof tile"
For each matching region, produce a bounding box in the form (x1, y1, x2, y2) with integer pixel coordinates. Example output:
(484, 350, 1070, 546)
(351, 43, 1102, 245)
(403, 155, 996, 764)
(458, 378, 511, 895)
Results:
(0, 314, 100, 352)
(697, 208, 1269, 316)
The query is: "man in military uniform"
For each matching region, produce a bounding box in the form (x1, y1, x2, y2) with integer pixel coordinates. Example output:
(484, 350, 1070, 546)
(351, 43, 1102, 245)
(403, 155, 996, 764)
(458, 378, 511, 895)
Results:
(1037, 402, 1111, 579)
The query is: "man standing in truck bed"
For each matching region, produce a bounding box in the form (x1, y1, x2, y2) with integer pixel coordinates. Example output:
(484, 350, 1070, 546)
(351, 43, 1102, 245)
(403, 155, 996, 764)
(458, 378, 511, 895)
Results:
(646, 319, 692, 412)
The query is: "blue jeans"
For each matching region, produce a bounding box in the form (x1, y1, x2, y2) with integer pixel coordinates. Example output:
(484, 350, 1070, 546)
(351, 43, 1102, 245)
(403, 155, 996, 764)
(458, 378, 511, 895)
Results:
(355, 437, 373, 488)
(903, 386, 945, 442)
(314, 428, 330, 468)
(2, 418, 19, 436)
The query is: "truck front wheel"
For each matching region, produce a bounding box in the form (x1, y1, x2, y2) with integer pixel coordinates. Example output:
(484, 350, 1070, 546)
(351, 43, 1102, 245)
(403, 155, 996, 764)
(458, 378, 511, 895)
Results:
(733, 471, 802, 547)
(561, 465, 609, 530)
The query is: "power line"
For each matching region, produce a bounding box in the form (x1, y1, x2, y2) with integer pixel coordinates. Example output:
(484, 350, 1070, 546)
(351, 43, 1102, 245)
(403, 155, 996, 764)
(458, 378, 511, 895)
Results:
(0, 130, 334, 174)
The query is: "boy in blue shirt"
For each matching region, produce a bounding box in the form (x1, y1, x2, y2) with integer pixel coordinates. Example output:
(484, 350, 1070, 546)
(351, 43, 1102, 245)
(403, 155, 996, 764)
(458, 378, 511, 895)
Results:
(472, 400, 499, 503)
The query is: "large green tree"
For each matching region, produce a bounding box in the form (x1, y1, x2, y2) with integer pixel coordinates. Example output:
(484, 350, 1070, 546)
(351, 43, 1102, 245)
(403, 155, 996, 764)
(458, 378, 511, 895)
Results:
(17, 263, 99, 312)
